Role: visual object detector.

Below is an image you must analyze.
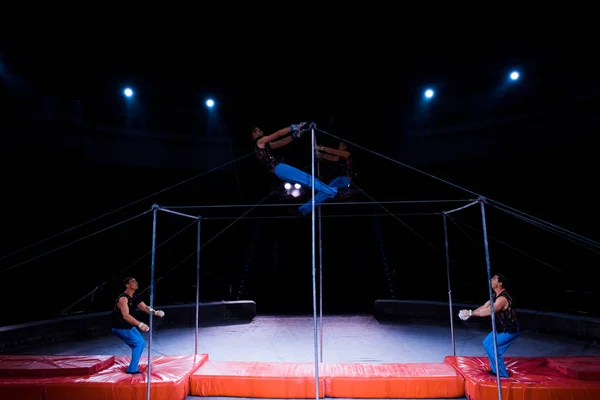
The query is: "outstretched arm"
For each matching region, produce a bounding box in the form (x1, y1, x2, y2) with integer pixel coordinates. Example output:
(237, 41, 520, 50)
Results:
(137, 301, 165, 318)
(472, 297, 508, 317)
(257, 122, 306, 148)
(257, 127, 292, 147)
(317, 151, 339, 162)
(317, 145, 350, 159)
(269, 136, 294, 149)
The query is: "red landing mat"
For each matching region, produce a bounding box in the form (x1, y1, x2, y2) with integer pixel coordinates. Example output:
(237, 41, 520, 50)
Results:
(44, 355, 207, 400)
(445, 356, 600, 400)
(190, 361, 326, 398)
(323, 362, 465, 398)
(0, 355, 114, 377)
(547, 356, 600, 380)
(0, 354, 207, 400)
(190, 361, 465, 399)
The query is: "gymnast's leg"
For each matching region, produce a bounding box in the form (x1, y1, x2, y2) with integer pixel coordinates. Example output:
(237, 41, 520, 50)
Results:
(112, 327, 146, 373)
(299, 176, 351, 215)
(274, 163, 337, 197)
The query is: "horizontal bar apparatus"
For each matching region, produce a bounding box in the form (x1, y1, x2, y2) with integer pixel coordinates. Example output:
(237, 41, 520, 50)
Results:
(162, 199, 477, 210)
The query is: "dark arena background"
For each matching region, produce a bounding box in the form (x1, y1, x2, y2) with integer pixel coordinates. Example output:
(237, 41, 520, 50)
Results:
(1, 20, 599, 400)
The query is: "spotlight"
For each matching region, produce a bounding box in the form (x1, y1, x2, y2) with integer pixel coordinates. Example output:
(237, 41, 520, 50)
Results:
(123, 88, 133, 98)
(509, 71, 520, 81)
(291, 189, 300, 197)
(294, 183, 301, 189)
(424, 88, 434, 99)
(284, 183, 292, 190)
(206, 99, 215, 107)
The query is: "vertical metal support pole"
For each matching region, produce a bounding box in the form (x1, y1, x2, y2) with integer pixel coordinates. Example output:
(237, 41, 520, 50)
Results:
(442, 213, 456, 356)
(310, 122, 320, 400)
(317, 154, 324, 363)
(146, 205, 158, 400)
(195, 217, 202, 355)
(479, 198, 503, 400)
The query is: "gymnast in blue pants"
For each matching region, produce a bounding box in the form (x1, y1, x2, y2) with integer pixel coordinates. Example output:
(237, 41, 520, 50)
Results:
(111, 277, 166, 374)
(299, 141, 353, 215)
(459, 274, 520, 378)
(252, 123, 338, 199)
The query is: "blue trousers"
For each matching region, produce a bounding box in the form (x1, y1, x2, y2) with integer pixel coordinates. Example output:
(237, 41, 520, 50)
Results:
(274, 163, 338, 197)
(112, 327, 146, 373)
(299, 176, 351, 215)
(483, 330, 520, 377)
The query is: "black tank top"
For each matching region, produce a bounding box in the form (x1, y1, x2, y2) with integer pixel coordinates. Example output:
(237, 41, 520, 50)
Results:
(338, 155, 353, 178)
(493, 290, 519, 334)
(111, 293, 143, 329)
(254, 140, 281, 172)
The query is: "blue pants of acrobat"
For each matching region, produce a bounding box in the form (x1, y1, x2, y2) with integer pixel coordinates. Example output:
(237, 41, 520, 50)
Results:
(112, 327, 146, 373)
(299, 176, 351, 215)
(483, 330, 520, 377)
(274, 163, 338, 198)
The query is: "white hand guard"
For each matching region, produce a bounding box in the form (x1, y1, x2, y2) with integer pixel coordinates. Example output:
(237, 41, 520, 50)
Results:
(154, 310, 165, 318)
(458, 309, 472, 321)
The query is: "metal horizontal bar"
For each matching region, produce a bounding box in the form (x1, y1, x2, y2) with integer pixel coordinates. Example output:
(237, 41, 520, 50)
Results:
(162, 199, 476, 210)
(201, 212, 441, 220)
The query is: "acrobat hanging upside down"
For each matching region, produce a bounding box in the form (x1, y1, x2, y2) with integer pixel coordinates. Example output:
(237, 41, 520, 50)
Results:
(252, 123, 339, 201)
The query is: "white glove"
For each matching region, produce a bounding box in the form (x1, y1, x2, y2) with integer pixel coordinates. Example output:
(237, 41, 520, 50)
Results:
(291, 122, 307, 131)
(154, 310, 165, 318)
(458, 309, 472, 321)
(138, 322, 150, 332)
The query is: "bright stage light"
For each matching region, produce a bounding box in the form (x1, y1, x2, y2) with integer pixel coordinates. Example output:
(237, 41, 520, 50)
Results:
(294, 183, 301, 189)
(206, 99, 215, 107)
(424, 88, 434, 99)
(291, 189, 300, 197)
(510, 71, 520, 81)
(284, 183, 292, 190)
(123, 88, 133, 98)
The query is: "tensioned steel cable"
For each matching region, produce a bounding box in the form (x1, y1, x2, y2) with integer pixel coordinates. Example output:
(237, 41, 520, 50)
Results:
(0, 209, 152, 276)
(317, 128, 600, 249)
(0, 151, 255, 262)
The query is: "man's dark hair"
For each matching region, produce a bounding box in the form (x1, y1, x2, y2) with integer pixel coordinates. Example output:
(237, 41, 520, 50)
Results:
(123, 277, 134, 287)
(495, 274, 509, 289)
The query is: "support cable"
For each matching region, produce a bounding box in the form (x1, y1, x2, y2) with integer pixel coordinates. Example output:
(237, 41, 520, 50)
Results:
(0, 151, 254, 262)
(138, 184, 284, 294)
(0, 210, 152, 276)
(350, 182, 440, 251)
(59, 217, 200, 315)
(317, 128, 600, 249)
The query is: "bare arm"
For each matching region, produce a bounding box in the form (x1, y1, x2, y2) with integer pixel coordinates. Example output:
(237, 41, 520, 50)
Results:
(118, 297, 144, 327)
(137, 301, 152, 315)
(472, 297, 508, 317)
(138, 301, 164, 317)
(319, 145, 350, 159)
(256, 127, 292, 148)
(269, 136, 294, 149)
(317, 152, 339, 162)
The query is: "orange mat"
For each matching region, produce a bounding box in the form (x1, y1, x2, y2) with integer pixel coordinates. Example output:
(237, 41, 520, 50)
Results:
(323, 362, 465, 398)
(0, 375, 52, 400)
(190, 361, 326, 398)
(547, 356, 600, 380)
(43, 355, 207, 400)
(445, 356, 600, 400)
(0, 355, 115, 400)
(0, 355, 114, 377)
